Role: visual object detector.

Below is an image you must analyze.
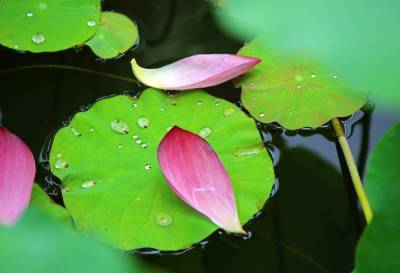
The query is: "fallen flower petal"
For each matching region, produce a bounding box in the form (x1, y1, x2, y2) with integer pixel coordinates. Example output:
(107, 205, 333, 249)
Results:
(0, 127, 35, 225)
(157, 126, 245, 234)
(131, 54, 260, 90)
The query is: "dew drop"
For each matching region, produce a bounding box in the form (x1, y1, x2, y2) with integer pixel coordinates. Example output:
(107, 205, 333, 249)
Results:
(137, 117, 150, 128)
(55, 158, 68, 169)
(38, 2, 47, 9)
(117, 144, 123, 149)
(56, 153, 62, 159)
(111, 119, 129, 134)
(234, 145, 264, 157)
(214, 100, 220, 106)
(61, 186, 70, 193)
(89, 127, 95, 133)
(132, 134, 139, 139)
(199, 127, 212, 138)
(223, 108, 235, 117)
(160, 107, 165, 112)
(144, 163, 152, 170)
(26, 12, 34, 18)
(68, 126, 81, 137)
(81, 180, 96, 189)
(13, 44, 19, 49)
(135, 139, 142, 144)
(296, 85, 302, 89)
(132, 102, 139, 108)
(141, 143, 147, 148)
(258, 112, 265, 118)
(32, 33, 45, 44)
(155, 213, 172, 227)
(331, 73, 338, 79)
(197, 101, 203, 106)
(87, 20, 96, 27)
(310, 73, 316, 79)
(251, 96, 256, 101)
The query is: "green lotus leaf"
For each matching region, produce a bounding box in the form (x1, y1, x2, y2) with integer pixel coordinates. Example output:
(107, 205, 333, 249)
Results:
(355, 123, 400, 273)
(49, 88, 274, 251)
(30, 183, 73, 227)
(86, 11, 138, 59)
(215, 0, 400, 108)
(236, 37, 366, 130)
(0, 0, 100, 52)
(0, 208, 140, 273)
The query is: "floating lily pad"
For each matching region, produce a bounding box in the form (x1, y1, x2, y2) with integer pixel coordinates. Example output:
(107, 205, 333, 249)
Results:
(49, 88, 274, 251)
(236, 37, 367, 130)
(86, 11, 138, 59)
(0, 0, 100, 52)
(355, 123, 400, 273)
(30, 184, 73, 227)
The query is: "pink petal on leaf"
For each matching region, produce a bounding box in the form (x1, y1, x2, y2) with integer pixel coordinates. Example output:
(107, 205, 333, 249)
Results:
(0, 127, 35, 225)
(157, 126, 245, 234)
(131, 54, 260, 90)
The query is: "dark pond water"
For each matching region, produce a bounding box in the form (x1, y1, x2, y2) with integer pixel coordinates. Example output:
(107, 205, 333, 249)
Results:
(0, 1, 398, 273)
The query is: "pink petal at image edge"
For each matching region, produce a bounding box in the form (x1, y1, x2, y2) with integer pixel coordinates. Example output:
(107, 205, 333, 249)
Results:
(0, 128, 35, 225)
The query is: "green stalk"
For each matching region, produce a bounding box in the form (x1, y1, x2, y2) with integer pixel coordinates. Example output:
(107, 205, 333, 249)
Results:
(331, 117, 372, 224)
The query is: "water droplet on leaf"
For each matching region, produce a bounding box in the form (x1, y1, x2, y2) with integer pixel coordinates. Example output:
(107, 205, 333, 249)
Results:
(197, 101, 203, 106)
(55, 158, 68, 169)
(26, 12, 34, 17)
(68, 126, 81, 137)
(117, 144, 123, 149)
(87, 20, 96, 27)
(144, 163, 152, 170)
(258, 112, 265, 118)
(132, 102, 138, 108)
(137, 117, 150, 128)
(32, 33, 45, 44)
(135, 139, 142, 144)
(199, 127, 212, 138)
(155, 213, 172, 227)
(81, 180, 96, 189)
(223, 108, 235, 117)
(141, 143, 147, 148)
(111, 119, 129, 134)
(310, 73, 316, 79)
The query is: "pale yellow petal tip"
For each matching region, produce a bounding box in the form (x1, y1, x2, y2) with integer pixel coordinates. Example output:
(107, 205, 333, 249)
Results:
(224, 225, 247, 235)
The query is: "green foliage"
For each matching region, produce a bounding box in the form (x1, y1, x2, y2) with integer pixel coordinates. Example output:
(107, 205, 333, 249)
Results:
(0, 208, 136, 273)
(86, 11, 138, 59)
(49, 88, 274, 250)
(236, 37, 366, 129)
(30, 183, 73, 227)
(216, 0, 400, 108)
(355, 123, 400, 273)
(0, 0, 100, 52)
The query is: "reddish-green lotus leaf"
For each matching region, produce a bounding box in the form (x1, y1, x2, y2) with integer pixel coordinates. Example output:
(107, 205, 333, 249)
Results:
(236, 37, 367, 130)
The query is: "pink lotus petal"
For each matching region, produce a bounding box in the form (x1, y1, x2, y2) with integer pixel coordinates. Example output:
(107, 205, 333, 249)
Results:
(157, 126, 245, 234)
(0, 127, 35, 225)
(131, 54, 260, 90)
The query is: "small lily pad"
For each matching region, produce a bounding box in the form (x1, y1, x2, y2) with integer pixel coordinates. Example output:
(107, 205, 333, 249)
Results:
(86, 11, 138, 59)
(49, 88, 274, 251)
(355, 123, 400, 273)
(236, 37, 367, 130)
(0, 0, 100, 52)
(30, 184, 73, 227)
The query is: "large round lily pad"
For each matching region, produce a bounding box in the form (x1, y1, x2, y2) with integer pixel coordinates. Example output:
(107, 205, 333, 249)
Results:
(86, 11, 138, 59)
(49, 88, 274, 251)
(0, 0, 100, 52)
(236, 37, 366, 130)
